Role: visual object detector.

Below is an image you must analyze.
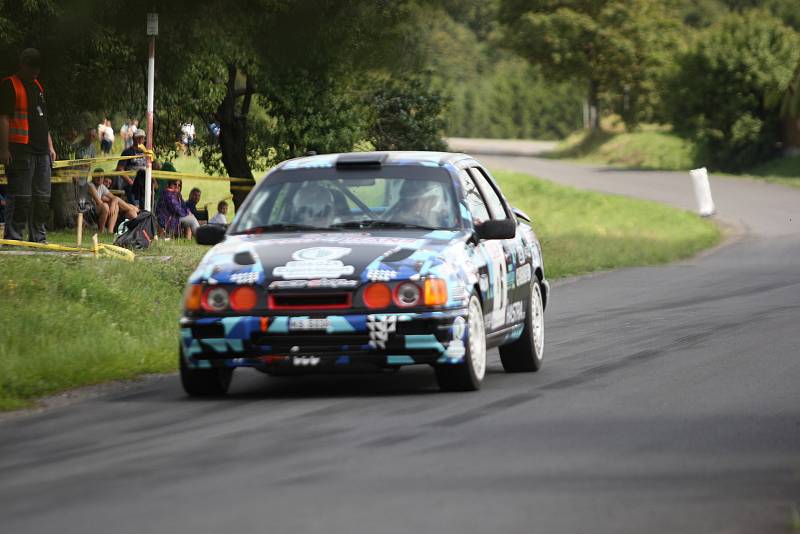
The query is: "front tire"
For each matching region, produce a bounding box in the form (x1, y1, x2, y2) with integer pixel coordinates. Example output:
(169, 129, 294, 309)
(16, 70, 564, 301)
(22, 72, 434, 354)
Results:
(180, 350, 233, 396)
(499, 279, 544, 372)
(435, 294, 486, 391)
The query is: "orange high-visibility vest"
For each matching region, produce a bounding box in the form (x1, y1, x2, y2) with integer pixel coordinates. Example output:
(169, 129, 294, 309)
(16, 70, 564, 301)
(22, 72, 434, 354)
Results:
(3, 74, 44, 144)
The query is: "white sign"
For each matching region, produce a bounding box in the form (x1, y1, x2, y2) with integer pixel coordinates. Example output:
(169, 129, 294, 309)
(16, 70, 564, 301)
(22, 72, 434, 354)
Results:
(690, 167, 715, 217)
(273, 261, 354, 280)
(147, 13, 159, 36)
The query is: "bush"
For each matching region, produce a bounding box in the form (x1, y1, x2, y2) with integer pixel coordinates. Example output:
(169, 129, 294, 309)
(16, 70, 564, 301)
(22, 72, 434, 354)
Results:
(666, 11, 800, 171)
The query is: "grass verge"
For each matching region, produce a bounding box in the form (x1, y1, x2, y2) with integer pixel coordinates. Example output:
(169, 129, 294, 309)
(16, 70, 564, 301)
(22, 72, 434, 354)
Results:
(494, 171, 720, 278)
(549, 128, 800, 188)
(0, 172, 720, 410)
(547, 128, 700, 170)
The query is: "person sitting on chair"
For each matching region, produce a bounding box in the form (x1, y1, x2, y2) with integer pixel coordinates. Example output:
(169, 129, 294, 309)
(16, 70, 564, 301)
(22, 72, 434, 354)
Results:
(156, 179, 199, 238)
(87, 172, 138, 233)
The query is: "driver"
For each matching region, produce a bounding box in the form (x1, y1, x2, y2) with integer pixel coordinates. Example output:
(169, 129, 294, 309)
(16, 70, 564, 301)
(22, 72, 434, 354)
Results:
(291, 184, 335, 227)
(388, 180, 445, 227)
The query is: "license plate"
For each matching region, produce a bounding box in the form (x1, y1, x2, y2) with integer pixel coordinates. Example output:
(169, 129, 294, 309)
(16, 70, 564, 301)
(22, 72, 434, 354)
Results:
(289, 317, 330, 331)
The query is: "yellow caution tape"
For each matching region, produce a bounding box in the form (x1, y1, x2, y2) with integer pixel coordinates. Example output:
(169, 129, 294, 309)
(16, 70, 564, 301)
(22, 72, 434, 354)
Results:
(0, 238, 136, 262)
(1, 147, 256, 185)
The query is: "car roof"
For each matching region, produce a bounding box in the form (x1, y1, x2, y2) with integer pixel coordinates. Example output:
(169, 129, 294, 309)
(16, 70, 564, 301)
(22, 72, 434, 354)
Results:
(276, 151, 476, 171)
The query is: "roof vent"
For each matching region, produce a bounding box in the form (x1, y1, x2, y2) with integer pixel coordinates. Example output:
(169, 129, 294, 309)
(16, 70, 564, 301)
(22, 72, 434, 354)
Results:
(335, 153, 388, 170)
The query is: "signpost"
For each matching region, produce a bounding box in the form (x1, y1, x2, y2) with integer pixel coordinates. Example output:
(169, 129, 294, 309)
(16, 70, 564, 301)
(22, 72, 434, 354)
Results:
(145, 13, 158, 213)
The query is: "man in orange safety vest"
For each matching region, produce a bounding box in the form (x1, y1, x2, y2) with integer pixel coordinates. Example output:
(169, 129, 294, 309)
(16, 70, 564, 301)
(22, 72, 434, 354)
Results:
(0, 48, 57, 243)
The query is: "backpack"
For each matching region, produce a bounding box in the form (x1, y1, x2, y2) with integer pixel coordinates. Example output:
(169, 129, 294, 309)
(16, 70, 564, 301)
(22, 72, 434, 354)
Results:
(113, 211, 159, 250)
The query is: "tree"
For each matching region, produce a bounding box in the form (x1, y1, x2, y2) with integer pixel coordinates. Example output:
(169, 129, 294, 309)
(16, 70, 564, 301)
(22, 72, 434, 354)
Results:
(367, 73, 448, 151)
(497, 0, 680, 130)
(666, 11, 800, 170)
(2, 0, 445, 216)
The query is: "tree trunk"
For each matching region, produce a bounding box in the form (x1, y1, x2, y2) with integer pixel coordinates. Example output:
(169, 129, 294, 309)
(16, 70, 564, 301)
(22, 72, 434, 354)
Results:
(784, 115, 800, 154)
(49, 182, 77, 230)
(588, 79, 600, 131)
(217, 64, 255, 211)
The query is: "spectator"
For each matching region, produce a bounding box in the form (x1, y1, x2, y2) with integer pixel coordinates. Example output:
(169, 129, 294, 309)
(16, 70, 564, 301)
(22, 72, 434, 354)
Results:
(156, 179, 198, 238)
(88, 172, 138, 233)
(209, 200, 228, 225)
(180, 122, 195, 154)
(115, 128, 159, 207)
(185, 187, 202, 220)
(100, 118, 114, 155)
(99, 117, 114, 154)
(119, 118, 131, 149)
(0, 48, 57, 243)
(73, 127, 97, 160)
(86, 171, 111, 232)
(208, 120, 220, 143)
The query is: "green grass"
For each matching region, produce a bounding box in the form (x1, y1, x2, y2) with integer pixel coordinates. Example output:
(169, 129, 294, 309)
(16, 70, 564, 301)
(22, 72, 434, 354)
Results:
(745, 153, 800, 188)
(549, 128, 800, 188)
(547, 128, 700, 170)
(0, 234, 206, 411)
(494, 171, 720, 278)
(0, 171, 720, 410)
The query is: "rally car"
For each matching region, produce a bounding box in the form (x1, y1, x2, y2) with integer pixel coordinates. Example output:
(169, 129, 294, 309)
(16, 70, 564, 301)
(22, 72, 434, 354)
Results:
(180, 151, 548, 395)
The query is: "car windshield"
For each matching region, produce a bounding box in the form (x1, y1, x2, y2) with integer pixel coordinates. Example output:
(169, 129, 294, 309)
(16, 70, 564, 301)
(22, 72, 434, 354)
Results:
(231, 167, 460, 234)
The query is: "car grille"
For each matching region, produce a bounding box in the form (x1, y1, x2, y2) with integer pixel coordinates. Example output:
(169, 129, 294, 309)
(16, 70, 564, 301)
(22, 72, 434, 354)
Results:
(252, 333, 370, 354)
(268, 293, 352, 310)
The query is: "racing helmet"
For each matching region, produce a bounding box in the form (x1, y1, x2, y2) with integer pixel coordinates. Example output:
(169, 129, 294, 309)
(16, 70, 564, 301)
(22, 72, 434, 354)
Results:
(398, 179, 445, 226)
(292, 184, 335, 225)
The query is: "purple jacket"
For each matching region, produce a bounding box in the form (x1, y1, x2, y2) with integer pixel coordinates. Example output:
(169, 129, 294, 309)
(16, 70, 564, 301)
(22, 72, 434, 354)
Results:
(156, 190, 189, 236)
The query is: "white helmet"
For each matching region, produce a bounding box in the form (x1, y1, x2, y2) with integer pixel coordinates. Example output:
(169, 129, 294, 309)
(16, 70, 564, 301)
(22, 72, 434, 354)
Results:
(292, 184, 334, 225)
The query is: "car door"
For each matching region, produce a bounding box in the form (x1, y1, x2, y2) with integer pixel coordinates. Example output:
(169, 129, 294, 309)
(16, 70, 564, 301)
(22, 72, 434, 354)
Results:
(468, 167, 524, 330)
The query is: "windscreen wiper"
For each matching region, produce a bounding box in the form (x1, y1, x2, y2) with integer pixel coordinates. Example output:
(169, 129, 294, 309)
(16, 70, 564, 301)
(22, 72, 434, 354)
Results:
(331, 220, 439, 231)
(234, 223, 337, 234)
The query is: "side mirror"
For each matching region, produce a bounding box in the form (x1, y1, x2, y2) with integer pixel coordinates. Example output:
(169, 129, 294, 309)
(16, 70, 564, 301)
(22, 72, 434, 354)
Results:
(195, 224, 226, 246)
(512, 207, 531, 223)
(475, 219, 516, 241)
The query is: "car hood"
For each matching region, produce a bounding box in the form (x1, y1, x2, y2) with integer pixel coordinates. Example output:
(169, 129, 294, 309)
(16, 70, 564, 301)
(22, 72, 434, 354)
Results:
(189, 229, 470, 287)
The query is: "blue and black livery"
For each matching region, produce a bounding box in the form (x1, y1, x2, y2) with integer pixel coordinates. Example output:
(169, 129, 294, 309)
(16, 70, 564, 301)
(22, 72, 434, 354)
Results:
(179, 151, 549, 394)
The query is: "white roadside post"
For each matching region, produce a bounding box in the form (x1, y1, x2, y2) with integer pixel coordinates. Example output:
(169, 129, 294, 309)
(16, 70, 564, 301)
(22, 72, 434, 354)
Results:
(690, 167, 715, 217)
(144, 13, 158, 213)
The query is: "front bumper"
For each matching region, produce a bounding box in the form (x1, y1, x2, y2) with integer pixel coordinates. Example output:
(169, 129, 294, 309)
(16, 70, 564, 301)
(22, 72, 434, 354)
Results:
(180, 308, 469, 371)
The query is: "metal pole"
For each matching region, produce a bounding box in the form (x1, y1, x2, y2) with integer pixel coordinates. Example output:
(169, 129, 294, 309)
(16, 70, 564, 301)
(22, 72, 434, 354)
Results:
(144, 35, 155, 212)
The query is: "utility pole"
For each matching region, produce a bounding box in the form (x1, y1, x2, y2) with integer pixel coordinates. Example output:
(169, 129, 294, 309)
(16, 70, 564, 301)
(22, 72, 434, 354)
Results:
(145, 12, 158, 212)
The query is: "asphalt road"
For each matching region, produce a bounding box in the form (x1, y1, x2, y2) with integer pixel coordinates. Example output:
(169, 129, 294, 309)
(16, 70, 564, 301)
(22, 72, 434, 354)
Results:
(2, 148, 799, 534)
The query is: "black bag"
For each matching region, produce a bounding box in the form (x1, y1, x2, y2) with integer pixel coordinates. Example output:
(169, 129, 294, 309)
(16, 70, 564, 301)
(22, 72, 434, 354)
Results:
(114, 211, 159, 250)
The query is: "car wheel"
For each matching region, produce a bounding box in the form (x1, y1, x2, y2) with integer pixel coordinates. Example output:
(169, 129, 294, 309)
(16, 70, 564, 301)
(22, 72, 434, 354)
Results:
(179, 349, 233, 396)
(435, 294, 486, 391)
(498, 279, 544, 372)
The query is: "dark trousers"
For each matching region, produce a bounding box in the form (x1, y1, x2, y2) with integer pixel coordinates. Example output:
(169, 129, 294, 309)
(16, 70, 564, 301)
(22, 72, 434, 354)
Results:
(3, 149, 51, 243)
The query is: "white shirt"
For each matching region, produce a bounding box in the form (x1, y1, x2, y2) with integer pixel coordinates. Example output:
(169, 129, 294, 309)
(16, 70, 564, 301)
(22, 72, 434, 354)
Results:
(209, 213, 227, 225)
(102, 126, 115, 142)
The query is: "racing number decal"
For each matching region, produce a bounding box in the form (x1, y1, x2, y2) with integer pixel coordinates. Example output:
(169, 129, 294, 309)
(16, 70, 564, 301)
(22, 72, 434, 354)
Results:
(484, 240, 507, 331)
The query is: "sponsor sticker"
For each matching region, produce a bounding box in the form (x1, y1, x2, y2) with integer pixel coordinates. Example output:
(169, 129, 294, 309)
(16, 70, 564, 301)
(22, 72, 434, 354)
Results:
(366, 268, 398, 281)
(292, 356, 321, 366)
(292, 247, 351, 261)
(274, 261, 354, 280)
(516, 264, 532, 287)
(229, 271, 260, 285)
(505, 301, 525, 325)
